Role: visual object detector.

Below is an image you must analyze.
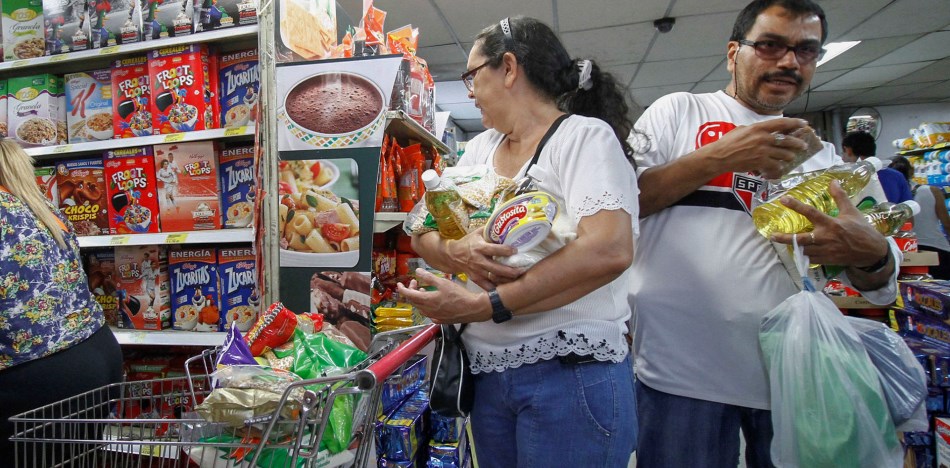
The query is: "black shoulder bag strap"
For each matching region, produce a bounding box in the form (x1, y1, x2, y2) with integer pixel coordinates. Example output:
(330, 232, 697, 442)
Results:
(510, 114, 571, 195)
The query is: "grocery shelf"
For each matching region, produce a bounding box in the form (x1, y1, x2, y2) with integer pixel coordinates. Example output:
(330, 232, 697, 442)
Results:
(374, 212, 408, 233)
(111, 328, 226, 347)
(385, 110, 451, 155)
(831, 295, 889, 309)
(902, 250, 940, 267)
(78, 228, 254, 248)
(27, 126, 256, 162)
(897, 141, 950, 157)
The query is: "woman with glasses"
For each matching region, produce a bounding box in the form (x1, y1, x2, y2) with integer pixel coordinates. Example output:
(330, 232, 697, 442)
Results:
(397, 15, 638, 467)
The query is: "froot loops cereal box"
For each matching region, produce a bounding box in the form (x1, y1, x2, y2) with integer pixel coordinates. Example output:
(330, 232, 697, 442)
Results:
(169, 246, 220, 332)
(148, 44, 219, 134)
(104, 146, 161, 234)
(111, 56, 152, 138)
(218, 245, 258, 332)
(218, 144, 255, 229)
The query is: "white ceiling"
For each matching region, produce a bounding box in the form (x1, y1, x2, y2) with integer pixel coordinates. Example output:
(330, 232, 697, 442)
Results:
(336, 0, 950, 135)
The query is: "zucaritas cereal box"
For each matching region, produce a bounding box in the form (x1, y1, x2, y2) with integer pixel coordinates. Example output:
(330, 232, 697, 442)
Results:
(219, 48, 258, 129)
(56, 158, 109, 236)
(148, 44, 219, 134)
(34, 165, 58, 203)
(43, 0, 91, 55)
(104, 146, 161, 234)
(65, 69, 114, 143)
(111, 56, 152, 138)
(218, 245, 258, 332)
(114, 244, 170, 330)
(7, 74, 64, 147)
(0, 80, 8, 138)
(89, 0, 142, 48)
(2, 0, 45, 61)
(169, 246, 220, 332)
(153, 141, 221, 231)
(84, 249, 119, 326)
(219, 144, 255, 228)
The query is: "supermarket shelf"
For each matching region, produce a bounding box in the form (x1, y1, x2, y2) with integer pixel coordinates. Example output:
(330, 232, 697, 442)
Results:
(0, 25, 259, 74)
(111, 328, 226, 347)
(385, 110, 451, 155)
(27, 126, 256, 162)
(78, 229, 254, 248)
(374, 212, 408, 233)
(903, 251, 940, 267)
(897, 141, 950, 157)
(831, 295, 891, 309)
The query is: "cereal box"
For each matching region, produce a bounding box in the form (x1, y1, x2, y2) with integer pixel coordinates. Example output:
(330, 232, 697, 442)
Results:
(219, 144, 255, 228)
(218, 48, 258, 129)
(55, 158, 109, 236)
(7, 74, 64, 148)
(104, 146, 161, 234)
(111, 55, 152, 138)
(65, 69, 114, 143)
(114, 244, 171, 330)
(89, 0, 142, 48)
(218, 245, 258, 332)
(0, 80, 8, 138)
(43, 0, 91, 54)
(148, 44, 218, 134)
(34, 165, 59, 203)
(3, 0, 45, 61)
(84, 249, 119, 326)
(169, 246, 220, 331)
(141, 0, 195, 40)
(196, 0, 257, 32)
(153, 141, 221, 231)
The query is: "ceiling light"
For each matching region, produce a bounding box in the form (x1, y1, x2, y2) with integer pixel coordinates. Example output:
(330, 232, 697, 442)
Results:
(817, 41, 860, 67)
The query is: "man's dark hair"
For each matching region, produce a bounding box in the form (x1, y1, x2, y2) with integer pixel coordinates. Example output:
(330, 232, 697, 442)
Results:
(730, 0, 828, 44)
(889, 156, 914, 182)
(842, 131, 877, 158)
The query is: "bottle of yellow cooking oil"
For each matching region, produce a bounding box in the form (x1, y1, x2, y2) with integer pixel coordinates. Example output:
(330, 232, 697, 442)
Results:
(752, 157, 884, 238)
(819, 200, 919, 278)
(422, 169, 469, 240)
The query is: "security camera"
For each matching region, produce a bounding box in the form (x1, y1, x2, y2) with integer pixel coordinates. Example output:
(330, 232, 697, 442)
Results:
(654, 17, 675, 33)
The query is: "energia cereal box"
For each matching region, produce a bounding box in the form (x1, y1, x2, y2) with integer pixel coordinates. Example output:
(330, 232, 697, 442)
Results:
(115, 244, 170, 330)
(0, 80, 7, 137)
(43, 0, 91, 55)
(3, 0, 45, 61)
(111, 56, 152, 138)
(104, 146, 161, 234)
(89, 0, 142, 48)
(141, 0, 195, 40)
(196, 0, 257, 32)
(56, 158, 109, 236)
(85, 249, 119, 326)
(153, 141, 221, 231)
(169, 246, 220, 331)
(148, 44, 219, 134)
(8, 74, 64, 147)
(219, 48, 258, 129)
(218, 245, 257, 332)
(34, 165, 59, 203)
(65, 69, 114, 143)
(219, 144, 255, 228)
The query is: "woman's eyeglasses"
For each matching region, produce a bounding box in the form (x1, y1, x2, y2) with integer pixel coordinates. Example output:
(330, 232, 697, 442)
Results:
(738, 39, 826, 64)
(460, 61, 490, 92)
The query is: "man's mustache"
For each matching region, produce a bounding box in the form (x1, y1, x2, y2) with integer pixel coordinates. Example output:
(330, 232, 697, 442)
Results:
(761, 70, 803, 85)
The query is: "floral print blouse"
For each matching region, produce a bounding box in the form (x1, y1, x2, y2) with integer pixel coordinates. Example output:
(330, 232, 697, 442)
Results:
(0, 188, 104, 371)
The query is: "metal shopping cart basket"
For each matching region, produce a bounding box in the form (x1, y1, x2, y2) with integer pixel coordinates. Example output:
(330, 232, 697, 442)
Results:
(11, 324, 439, 468)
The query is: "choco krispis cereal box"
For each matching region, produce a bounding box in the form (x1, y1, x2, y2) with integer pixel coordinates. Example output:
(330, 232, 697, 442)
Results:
(153, 141, 221, 231)
(148, 44, 219, 134)
(56, 158, 109, 236)
(169, 246, 220, 332)
(104, 146, 161, 234)
(111, 56, 152, 138)
(218, 245, 257, 332)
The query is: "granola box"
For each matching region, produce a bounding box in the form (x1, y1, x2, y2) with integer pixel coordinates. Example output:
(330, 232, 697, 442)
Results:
(148, 44, 218, 134)
(104, 146, 161, 234)
(0, 80, 7, 137)
(3, 0, 45, 61)
(65, 69, 114, 143)
(33, 165, 58, 203)
(7, 74, 64, 147)
(114, 244, 170, 330)
(153, 141, 221, 231)
(141, 0, 195, 40)
(89, 0, 142, 48)
(111, 55, 152, 138)
(169, 246, 220, 331)
(219, 144, 254, 228)
(43, 0, 91, 54)
(196, 0, 256, 32)
(218, 245, 257, 332)
(56, 158, 109, 236)
(84, 249, 119, 326)
(218, 48, 258, 128)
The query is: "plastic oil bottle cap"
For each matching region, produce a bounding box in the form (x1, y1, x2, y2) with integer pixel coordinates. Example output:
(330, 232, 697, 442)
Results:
(865, 156, 884, 171)
(422, 169, 441, 190)
(904, 200, 921, 215)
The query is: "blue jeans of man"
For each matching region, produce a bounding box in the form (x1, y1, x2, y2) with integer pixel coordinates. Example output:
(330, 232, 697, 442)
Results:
(635, 380, 775, 468)
(469, 355, 637, 468)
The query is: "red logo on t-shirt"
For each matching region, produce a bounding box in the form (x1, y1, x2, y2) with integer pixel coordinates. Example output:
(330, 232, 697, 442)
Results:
(696, 121, 762, 214)
(696, 121, 737, 149)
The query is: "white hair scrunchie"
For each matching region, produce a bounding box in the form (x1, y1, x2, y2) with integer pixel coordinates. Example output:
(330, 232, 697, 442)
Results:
(577, 59, 593, 91)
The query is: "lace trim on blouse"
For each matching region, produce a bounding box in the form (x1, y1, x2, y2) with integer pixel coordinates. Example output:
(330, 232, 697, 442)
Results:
(469, 330, 628, 374)
(573, 192, 631, 218)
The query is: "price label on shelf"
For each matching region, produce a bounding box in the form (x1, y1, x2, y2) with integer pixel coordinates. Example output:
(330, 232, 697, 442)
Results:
(164, 133, 185, 143)
(109, 236, 131, 245)
(11, 60, 29, 68)
(50, 54, 69, 62)
(52, 145, 72, 154)
(224, 126, 247, 137)
(165, 233, 188, 243)
(99, 46, 120, 55)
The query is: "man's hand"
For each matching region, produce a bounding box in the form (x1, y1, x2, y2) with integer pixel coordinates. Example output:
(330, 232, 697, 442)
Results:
(706, 118, 811, 180)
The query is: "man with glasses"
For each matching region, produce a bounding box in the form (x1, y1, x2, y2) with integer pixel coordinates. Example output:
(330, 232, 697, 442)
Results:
(629, 1, 900, 466)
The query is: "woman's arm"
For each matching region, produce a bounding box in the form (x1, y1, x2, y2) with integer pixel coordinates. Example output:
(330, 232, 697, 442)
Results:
(931, 186, 950, 235)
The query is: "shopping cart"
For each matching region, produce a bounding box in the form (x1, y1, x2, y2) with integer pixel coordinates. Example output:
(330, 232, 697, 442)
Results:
(11, 324, 439, 468)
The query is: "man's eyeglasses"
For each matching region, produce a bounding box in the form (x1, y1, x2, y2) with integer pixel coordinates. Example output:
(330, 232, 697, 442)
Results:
(738, 39, 825, 64)
(461, 61, 491, 92)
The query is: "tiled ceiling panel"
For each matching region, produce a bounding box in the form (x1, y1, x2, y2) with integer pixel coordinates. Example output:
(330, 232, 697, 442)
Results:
(834, 84, 932, 107)
(844, 0, 950, 40)
(862, 31, 950, 68)
(646, 11, 735, 62)
(816, 0, 892, 42)
(438, 0, 554, 42)
(815, 35, 922, 72)
(556, 0, 666, 32)
(784, 89, 863, 114)
(603, 64, 640, 89)
(560, 22, 655, 66)
(434, 81, 472, 105)
(437, 102, 483, 120)
(886, 58, 950, 86)
(810, 69, 849, 89)
(669, 0, 739, 17)
(632, 56, 723, 88)
(814, 61, 934, 92)
(898, 80, 950, 101)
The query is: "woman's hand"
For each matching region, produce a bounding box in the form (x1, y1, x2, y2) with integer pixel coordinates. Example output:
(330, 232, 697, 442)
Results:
(396, 269, 491, 324)
(446, 231, 523, 289)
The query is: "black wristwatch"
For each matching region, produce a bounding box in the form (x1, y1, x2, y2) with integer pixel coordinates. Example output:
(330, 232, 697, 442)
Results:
(855, 245, 892, 274)
(488, 289, 513, 323)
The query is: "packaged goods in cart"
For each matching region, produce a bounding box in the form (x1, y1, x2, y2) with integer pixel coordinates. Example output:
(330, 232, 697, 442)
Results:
(115, 244, 171, 330)
(84, 249, 119, 325)
(56, 158, 109, 236)
(218, 48, 258, 129)
(64, 69, 114, 143)
(104, 146, 161, 234)
(111, 55, 152, 138)
(218, 246, 258, 332)
(196, 0, 257, 31)
(141, 0, 194, 40)
(377, 388, 429, 462)
(153, 141, 221, 231)
(380, 355, 427, 415)
(219, 144, 255, 228)
(89, 0, 142, 47)
(43, 0, 91, 54)
(33, 165, 59, 203)
(2, 0, 45, 60)
(148, 44, 219, 134)
(244, 302, 298, 356)
(0, 80, 7, 137)
(169, 246, 220, 331)
(8, 74, 65, 147)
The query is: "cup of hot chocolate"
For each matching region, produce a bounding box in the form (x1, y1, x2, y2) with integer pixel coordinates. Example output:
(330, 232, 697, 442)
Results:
(280, 71, 386, 148)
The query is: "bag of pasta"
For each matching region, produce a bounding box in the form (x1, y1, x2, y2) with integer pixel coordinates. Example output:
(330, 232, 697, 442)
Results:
(403, 165, 516, 237)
